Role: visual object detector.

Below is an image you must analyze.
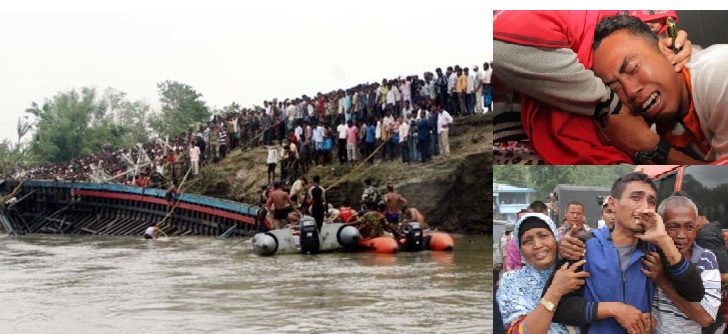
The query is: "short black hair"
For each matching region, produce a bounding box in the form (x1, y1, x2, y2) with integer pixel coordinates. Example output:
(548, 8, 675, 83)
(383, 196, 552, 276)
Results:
(611, 172, 658, 199)
(566, 200, 584, 210)
(594, 14, 660, 52)
(528, 200, 549, 214)
(313, 175, 321, 183)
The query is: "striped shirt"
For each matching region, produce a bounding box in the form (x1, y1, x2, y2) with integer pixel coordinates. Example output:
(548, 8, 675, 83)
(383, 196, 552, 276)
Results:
(219, 130, 227, 146)
(652, 244, 721, 333)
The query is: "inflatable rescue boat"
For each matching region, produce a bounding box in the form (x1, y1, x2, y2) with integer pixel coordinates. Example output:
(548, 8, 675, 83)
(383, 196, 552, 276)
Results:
(348, 222, 455, 254)
(252, 215, 360, 256)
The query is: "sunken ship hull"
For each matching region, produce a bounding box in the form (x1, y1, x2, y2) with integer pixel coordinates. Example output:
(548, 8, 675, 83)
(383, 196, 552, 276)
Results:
(0, 180, 257, 237)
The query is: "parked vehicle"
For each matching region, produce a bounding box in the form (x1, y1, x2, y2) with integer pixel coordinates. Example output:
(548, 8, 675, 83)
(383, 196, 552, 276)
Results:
(551, 184, 611, 228)
(646, 165, 728, 228)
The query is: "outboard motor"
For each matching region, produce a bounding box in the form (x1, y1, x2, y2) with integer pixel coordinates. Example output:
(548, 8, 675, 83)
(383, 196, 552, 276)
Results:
(299, 217, 321, 254)
(401, 222, 423, 252)
(337, 224, 361, 250)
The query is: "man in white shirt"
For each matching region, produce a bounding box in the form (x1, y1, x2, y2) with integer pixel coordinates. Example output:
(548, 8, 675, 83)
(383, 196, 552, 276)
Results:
(436, 105, 454, 158)
(189, 143, 201, 175)
(266, 142, 279, 185)
(385, 83, 397, 112)
(294, 122, 303, 143)
(398, 116, 410, 164)
(473, 65, 484, 114)
(465, 67, 476, 115)
(391, 83, 402, 116)
(313, 124, 325, 166)
(336, 118, 348, 164)
(286, 101, 297, 132)
(402, 101, 414, 120)
(400, 78, 411, 105)
(483, 62, 493, 112)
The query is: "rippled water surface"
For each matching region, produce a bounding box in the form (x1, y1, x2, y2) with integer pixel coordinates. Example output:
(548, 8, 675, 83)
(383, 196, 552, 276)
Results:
(0, 234, 491, 333)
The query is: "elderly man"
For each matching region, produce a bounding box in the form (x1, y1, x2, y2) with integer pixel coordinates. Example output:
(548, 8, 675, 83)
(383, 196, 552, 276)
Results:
(638, 195, 722, 332)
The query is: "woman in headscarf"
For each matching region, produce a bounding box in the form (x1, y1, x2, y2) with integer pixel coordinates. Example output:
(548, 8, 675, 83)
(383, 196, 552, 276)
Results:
(496, 213, 589, 334)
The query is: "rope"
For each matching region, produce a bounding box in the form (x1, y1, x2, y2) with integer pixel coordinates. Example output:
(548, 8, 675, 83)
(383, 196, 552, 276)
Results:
(0, 180, 25, 206)
(325, 139, 389, 192)
(156, 166, 193, 233)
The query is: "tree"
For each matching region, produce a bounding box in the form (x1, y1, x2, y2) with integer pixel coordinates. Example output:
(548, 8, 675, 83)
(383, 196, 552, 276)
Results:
(24, 87, 141, 163)
(153, 80, 210, 137)
(222, 102, 241, 115)
(530, 166, 578, 200)
(493, 165, 528, 187)
(494, 166, 636, 202)
(0, 139, 30, 178)
(25, 89, 97, 162)
(116, 99, 152, 145)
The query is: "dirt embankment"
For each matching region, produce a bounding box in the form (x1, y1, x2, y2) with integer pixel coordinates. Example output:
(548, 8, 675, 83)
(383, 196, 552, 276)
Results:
(186, 114, 493, 234)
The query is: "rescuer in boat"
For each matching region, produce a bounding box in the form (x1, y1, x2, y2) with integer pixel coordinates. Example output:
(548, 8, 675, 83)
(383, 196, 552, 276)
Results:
(351, 201, 403, 239)
(357, 204, 387, 239)
(360, 178, 382, 213)
(308, 175, 326, 230)
(266, 181, 300, 229)
(338, 200, 358, 223)
(256, 184, 271, 232)
(401, 205, 427, 229)
(383, 183, 408, 232)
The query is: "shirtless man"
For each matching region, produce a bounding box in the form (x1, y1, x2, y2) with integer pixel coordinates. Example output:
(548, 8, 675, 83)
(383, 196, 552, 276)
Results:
(289, 176, 308, 209)
(383, 184, 408, 232)
(266, 181, 298, 229)
(401, 206, 427, 229)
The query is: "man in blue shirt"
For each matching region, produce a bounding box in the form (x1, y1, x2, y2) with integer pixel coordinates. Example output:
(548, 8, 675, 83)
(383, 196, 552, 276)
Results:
(551, 172, 704, 334)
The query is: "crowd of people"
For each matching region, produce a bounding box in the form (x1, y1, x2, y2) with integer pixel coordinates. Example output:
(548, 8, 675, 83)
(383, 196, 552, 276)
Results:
(494, 171, 728, 334)
(13, 62, 494, 193)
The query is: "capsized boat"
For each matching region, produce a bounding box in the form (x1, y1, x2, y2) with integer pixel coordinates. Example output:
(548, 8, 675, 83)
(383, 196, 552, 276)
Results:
(251, 215, 360, 256)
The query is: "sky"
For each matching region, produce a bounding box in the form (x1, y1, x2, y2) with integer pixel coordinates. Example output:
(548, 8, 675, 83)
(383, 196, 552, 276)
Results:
(0, 0, 491, 145)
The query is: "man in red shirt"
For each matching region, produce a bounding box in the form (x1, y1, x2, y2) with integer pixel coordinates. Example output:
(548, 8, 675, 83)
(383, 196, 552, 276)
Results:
(338, 200, 358, 223)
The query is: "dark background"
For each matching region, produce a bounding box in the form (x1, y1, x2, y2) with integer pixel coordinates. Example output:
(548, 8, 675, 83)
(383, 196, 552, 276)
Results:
(677, 10, 728, 48)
